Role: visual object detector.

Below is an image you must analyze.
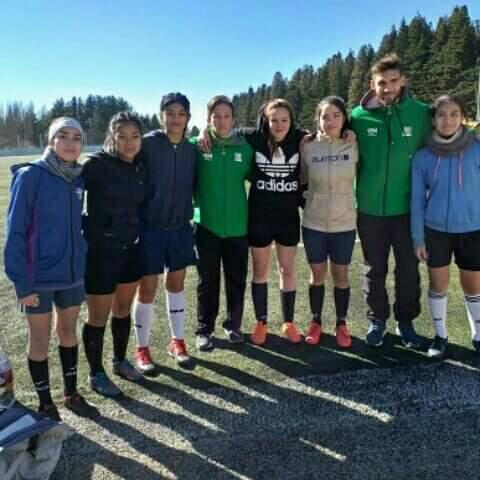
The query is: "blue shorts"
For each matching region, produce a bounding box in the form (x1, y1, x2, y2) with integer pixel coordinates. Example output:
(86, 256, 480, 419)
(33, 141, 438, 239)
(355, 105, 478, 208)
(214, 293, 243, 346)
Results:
(25, 284, 85, 314)
(302, 227, 356, 265)
(140, 223, 198, 275)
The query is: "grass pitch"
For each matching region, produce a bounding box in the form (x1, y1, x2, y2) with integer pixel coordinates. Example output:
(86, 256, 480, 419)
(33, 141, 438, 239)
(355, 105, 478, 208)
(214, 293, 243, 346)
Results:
(0, 154, 479, 479)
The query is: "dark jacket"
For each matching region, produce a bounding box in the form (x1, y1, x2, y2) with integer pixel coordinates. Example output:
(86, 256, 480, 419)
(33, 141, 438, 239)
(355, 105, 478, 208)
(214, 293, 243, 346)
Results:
(4, 160, 87, 298)
(82, 150, 147, 248)
(140, 131, 196, 230)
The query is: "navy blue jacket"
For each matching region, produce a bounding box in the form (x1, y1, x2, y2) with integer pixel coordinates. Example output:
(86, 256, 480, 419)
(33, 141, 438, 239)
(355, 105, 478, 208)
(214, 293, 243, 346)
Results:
(4, 160, 87, 299)
(140, 131, 196, 230)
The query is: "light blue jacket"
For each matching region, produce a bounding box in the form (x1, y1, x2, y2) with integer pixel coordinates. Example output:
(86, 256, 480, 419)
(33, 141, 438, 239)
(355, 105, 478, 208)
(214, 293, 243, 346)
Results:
(411, 138, 480, 248)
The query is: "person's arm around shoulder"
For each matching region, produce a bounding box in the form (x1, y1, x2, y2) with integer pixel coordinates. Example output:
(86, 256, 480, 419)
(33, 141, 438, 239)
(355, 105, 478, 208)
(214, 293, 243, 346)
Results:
(410, 151, 428, 262)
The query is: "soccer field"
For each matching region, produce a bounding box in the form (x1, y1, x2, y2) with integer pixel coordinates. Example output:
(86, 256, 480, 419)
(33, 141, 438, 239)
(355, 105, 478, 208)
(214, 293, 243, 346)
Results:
(1, 154, 479, 479)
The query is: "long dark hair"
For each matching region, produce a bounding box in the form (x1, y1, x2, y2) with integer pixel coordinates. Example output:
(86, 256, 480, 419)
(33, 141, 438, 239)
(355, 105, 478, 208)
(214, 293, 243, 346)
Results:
(315, 96, 350, 136)
(104, 111, 143, 155)
(258, 98, 296, 156)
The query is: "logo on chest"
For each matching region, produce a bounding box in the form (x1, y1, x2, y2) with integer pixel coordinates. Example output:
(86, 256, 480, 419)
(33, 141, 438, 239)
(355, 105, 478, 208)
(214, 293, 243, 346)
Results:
(367, 128, 378, 137)
(255, 149, 298, 178)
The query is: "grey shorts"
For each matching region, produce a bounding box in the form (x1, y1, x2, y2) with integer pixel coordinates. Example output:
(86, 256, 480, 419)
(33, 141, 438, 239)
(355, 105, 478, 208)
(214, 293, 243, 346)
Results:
(24, 284, 85, 314)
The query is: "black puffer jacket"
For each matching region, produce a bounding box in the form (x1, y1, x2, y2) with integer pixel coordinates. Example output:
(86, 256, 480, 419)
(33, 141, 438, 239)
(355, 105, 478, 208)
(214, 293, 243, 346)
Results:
(82, 150, 147, 248)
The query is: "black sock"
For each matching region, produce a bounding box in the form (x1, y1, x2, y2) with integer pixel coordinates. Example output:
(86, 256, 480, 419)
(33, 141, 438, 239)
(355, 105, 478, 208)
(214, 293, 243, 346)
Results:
(334, 286, 350, 326)
(111, 315, 131, 362)
(82, 324, 106, 376)
(252, 282, 268, 323)
(309, 284, 325, 324)
(280, 290, 296, 322)
(58, 345, 78, 396)
(28, 358, 53, 408)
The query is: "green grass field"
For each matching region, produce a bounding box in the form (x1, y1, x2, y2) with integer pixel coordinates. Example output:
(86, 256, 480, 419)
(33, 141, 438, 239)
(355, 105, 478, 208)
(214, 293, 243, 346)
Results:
(1, 154, 479, 479)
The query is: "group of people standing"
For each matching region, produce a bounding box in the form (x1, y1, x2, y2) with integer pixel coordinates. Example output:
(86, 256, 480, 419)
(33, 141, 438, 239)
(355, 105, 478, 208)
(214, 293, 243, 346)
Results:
(4, 53, 480, 420)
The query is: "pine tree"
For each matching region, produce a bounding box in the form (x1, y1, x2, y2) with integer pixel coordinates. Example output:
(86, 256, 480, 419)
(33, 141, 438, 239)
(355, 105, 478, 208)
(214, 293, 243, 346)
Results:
(348, 45, 374, 110)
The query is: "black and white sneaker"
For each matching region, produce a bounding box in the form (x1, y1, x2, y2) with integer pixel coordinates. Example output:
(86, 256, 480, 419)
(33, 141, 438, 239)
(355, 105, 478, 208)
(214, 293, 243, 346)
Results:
(224, 328, 245, 344)
(427, 336, 448, 358)
(196, 334, 214, 351)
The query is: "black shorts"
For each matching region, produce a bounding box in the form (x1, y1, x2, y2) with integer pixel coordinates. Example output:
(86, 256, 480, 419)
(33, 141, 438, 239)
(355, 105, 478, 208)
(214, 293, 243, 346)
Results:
(425, 226, 480, 271)
(248, 220, 300, 248)
(85, 245, 143, 295)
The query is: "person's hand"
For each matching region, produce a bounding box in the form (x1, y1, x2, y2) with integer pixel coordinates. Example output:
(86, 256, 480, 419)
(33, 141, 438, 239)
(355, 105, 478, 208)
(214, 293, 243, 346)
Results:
(19, 293, 40, 307)
(299, 133, 315, 152)
(343, 129, 356, 143)
(415, 246, 428, 262)
(198, 127, 212, 153)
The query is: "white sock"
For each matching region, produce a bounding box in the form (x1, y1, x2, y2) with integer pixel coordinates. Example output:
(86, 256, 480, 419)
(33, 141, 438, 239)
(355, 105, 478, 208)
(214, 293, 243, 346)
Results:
(133, 300, 154, 347)
(428, 290, 448, 339)
(166, 290, 186, 340)
(465, 294, 480, 341)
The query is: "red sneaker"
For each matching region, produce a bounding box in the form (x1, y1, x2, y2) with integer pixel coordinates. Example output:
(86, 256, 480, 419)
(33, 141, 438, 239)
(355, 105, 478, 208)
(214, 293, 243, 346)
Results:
(336, 324, 352, 348)
(282, 322, 301, 344)
(305, 322, 322, 345)
(167, 339, 191, 366)
(135, 346, 155, 374)
(251, 321, 268, 345)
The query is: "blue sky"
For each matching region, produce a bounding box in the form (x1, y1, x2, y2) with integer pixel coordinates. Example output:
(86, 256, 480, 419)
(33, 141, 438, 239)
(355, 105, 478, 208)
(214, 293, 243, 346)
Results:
(1, 1, 479, 128)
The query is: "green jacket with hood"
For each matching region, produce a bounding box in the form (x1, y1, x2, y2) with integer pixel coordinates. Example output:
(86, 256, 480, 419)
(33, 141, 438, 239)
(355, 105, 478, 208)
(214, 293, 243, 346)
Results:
(351, 89, 431, 216)
(193, 131, 253, 238)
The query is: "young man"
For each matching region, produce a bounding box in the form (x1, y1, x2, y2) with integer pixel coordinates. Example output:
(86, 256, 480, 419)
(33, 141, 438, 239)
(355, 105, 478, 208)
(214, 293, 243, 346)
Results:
(133, 93, 197, 372)
(351, 54, 431, 348)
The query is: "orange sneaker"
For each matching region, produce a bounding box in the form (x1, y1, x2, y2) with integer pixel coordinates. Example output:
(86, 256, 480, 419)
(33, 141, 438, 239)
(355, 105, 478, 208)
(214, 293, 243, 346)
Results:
(282, 322, 301, 343)
(336, 324, 352, 348)
(305, 322, 322, 345)
(251, 321, 268, 345)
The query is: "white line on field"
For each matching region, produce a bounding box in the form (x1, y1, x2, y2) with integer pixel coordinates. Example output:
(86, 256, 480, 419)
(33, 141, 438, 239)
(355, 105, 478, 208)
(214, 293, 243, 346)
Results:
(299, 438, 347, 461)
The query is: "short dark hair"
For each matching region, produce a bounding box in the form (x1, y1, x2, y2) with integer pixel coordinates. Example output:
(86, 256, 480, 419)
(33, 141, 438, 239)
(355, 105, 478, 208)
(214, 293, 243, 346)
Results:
(104, 111, 143, 155)
(207, 95, 234, 120)
(371, 53, 404, 76)
(160, 92, 190, 113)
(432, 94, 466, 117)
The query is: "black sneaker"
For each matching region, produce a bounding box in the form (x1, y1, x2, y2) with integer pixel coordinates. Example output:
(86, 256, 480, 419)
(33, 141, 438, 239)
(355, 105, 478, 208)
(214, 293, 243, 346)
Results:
(472, 339, 480, 355)
(64, 392, 100, 418)
(224, 328, 245, 344)
(428, 336, 448, 358)
(365, 319, 386, 347)
(196, 334, 214, 351)
(396, 322, 422, 349)
(38, 403, 61, 422)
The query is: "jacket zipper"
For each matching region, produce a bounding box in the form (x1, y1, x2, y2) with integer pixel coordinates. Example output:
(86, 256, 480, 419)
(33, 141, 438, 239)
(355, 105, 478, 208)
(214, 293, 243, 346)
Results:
(69, 187, 74, 283)
(169, 144, 178, 226)
(222, 146, 227, 237)
(446, 158, 451, 231)
(327, 141, 332, 231)
(382, 107, 392, 215)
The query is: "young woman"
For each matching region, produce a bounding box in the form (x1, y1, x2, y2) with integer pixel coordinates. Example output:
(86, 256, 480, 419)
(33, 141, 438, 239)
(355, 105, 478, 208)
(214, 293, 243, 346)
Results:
(245, 99, 305, 345)
(5, 117, 93, 419)
(300, 96, 358, 347)
(133, 93, 197, 372)
(411, 94, 480, 358)
(82, 112, 147, 397)
(194, 95, 253, 351)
